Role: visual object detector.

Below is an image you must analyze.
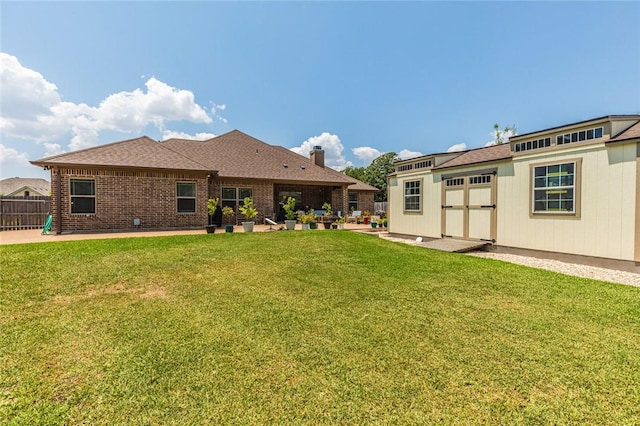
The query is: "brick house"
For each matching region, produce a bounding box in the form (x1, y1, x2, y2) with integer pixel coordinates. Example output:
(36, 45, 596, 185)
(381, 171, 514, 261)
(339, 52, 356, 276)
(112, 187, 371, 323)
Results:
(31, 130, 378, 233)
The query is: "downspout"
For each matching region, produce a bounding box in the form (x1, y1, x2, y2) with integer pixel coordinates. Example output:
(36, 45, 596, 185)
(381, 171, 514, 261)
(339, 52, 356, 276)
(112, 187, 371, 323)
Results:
(56, 167, 62, 234)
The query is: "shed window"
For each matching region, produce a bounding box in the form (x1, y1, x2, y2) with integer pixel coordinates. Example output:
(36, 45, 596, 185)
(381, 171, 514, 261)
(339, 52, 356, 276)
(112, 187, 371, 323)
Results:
(532, 162, 577, 214)
(70, 179, 96, 214)
(177, 182, 197, 213)
(404, 180, 421, 212)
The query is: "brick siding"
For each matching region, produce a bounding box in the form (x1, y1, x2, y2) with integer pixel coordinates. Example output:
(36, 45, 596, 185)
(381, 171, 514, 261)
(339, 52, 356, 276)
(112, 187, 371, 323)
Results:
(51, 167, 208, 232)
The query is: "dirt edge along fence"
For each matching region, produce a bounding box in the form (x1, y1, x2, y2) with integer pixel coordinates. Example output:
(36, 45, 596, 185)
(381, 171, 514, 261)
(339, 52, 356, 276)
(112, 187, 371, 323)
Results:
(0, 196, 51, 231)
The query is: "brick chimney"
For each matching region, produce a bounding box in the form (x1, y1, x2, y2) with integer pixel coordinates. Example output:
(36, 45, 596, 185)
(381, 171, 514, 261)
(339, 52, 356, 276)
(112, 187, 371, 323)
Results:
(310, 146, 325, 168)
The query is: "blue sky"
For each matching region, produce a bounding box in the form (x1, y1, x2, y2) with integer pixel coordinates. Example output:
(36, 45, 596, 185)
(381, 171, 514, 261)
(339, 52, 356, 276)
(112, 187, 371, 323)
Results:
(1, 1, 639, 180)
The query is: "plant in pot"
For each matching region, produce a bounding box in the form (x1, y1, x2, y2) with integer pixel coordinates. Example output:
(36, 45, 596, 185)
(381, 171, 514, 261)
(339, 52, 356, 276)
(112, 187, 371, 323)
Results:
(281, 196, 298, 230)
(370, 219, 378, 229)
(206, 197, 219, 234)
(308, 209, 318, 229)
(363, 210, 371, 225)
(222, 205, 235, 233)
(334, 215, 346, 230)
(321, 202, 336, 229)
(238, 197, 259, 232)
(299, 210, 311, 230)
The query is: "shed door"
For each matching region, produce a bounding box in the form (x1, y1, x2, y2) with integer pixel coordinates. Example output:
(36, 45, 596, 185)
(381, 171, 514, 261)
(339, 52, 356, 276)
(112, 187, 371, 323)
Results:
(441, 173, 496, 242)
(442, 178, 465, 239)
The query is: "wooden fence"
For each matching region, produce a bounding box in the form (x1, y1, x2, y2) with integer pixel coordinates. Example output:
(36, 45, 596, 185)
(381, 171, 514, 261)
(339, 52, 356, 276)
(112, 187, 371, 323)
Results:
(0, 196, 51, 231)
(374, 201, 388, 215)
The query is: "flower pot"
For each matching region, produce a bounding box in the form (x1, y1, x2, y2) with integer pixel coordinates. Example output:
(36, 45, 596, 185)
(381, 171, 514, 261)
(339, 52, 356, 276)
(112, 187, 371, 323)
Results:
(337, 223, 345, 230)
(301, 223, 310, 230)
(225, 225, 234, 233)
(284, 220, 297, 231)
(364, 217, 370, 225)
(205, 225, 216, 234)
(309, 222, 318, 230)
(371, 222, 378, 228)
(331, 223, 338, 229)
(242, 221, 255, 232)
(323, 221, 332, 229)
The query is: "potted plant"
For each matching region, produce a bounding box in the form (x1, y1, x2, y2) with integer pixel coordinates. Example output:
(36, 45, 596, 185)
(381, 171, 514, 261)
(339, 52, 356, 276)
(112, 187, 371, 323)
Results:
(334, 215, 346, 230)
(281, 196, 298, 231)
(238, 197, 258, 232)
(321, 202, 336, 229)
(370, 219, 378, 229)
(299, 210, 311, 230)
(308, 209, 318, 229)
(222, 205, 235, 233)
(205, 197, 219, 234)
(363, 210, 371, 225)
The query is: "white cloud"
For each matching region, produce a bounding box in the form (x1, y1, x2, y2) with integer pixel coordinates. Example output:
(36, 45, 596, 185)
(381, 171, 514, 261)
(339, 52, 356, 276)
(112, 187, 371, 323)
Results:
(352, 146, 382, 165)
(0, 52, 220, 152)
(290, 132, 353, 170)
(161, 130, 216, 141)
(447, 143, 467, 153)
(0, 144, 30, 165)
(43, 143, 64, 157)
(398, 149, 423, 160)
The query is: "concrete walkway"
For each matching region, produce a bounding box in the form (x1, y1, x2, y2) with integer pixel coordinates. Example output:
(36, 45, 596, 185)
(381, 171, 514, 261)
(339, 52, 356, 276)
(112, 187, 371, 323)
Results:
(0, 223, 374, 245)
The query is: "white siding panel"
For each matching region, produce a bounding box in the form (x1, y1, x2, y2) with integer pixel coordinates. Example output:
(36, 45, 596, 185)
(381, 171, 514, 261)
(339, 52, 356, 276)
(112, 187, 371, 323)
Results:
(388, 172, 441, 238)
(497, 144, 637, 261)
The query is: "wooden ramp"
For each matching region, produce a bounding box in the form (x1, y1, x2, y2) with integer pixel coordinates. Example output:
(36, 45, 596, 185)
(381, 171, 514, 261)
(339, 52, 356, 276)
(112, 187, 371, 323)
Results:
(417, 238, 490, 253)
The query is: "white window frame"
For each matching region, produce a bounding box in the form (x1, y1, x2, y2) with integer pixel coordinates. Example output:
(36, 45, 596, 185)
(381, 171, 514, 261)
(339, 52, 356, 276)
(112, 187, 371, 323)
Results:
(176, 182, 197, 214)
(70, 178, 96, 215)
(404, 179, 422, 213)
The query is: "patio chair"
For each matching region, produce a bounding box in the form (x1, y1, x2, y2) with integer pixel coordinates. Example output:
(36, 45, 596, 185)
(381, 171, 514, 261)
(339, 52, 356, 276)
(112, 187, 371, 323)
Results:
(346, 210, 361, 224)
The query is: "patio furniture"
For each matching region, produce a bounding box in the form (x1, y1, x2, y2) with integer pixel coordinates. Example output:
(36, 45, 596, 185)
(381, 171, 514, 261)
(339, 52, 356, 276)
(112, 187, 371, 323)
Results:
(346, 210, 361, 224)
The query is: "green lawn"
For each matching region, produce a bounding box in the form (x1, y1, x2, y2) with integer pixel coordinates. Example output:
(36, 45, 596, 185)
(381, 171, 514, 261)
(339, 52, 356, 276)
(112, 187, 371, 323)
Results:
(1, 231, 639, 425)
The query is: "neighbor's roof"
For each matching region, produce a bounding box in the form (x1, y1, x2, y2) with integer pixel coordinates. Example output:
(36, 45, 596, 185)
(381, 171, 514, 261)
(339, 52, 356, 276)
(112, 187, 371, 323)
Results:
(433, 143, 512, 170)
(31, 136, 212, 172)
(161, 130, 366, 187)
(608, 120, 640, 144)
(0, 177, 50, 196)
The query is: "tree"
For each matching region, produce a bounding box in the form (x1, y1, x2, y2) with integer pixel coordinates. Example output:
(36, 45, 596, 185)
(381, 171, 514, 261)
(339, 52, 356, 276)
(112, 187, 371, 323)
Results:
(493, 123, 517, 144)
(342, 165, 366, 182)
(363, 152, 399, 202)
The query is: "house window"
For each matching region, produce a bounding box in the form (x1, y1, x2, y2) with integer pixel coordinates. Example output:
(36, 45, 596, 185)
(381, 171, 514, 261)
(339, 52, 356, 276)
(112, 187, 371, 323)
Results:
(70, 179, 96, 214)
(348, 192, 358, 211)
(532, 162, 578, 214)
(177, 182, 197, 213)
(221, 187, 252, 210)
(404, 180, 421, 212)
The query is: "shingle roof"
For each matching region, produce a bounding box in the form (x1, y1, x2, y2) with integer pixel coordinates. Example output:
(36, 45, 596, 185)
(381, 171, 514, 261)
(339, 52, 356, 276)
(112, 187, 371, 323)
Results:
(30, 130, 376, 189)
(0, 177, 50, 196)
(608, 120, 640, 144)
(433, 143, 512, 170)
(31, 136, 212, 172)
(160, 130, 363, 186)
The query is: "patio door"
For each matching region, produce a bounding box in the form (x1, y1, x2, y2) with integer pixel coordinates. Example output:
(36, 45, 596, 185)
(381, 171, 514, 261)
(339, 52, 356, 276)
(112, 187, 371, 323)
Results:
(441, 171, 496, 242)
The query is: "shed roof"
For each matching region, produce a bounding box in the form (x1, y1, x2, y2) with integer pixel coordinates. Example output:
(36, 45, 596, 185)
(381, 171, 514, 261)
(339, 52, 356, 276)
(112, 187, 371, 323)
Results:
(433, 143, 512, 170)
(608, 120, 640, 144)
